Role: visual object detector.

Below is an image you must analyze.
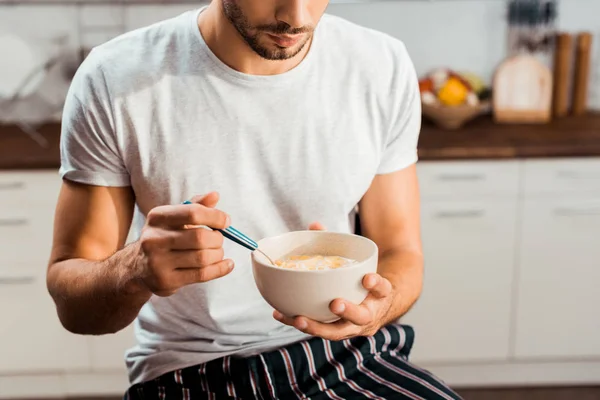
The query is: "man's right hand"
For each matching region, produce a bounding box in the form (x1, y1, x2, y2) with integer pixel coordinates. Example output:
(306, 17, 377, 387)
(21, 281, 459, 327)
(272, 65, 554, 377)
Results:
(136, 192, 233, 297)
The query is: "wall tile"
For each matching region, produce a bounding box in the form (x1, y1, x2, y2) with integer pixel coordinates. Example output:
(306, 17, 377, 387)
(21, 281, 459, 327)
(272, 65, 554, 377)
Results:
(80, 4, 125, 29)
(125, 4, 196, 32)
(0, 5, 78, 42)
(1, 0, 599, 116)
(327, 0, 508, 83)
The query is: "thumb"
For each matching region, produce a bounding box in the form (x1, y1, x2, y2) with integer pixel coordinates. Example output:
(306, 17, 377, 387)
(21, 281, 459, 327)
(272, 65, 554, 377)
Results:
(190, 192, 220, 208)
(308, 222, 326, 231)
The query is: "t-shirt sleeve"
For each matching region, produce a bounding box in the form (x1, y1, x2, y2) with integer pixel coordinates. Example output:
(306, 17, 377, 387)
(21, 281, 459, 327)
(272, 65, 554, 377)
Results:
(376, 43, 421, 175)
(59, 49, 130, 187)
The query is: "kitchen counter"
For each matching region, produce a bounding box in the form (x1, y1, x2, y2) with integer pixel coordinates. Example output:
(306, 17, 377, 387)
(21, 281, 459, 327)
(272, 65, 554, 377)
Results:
(0, 123, 61, 170)
(418, 112, 600, 160)
(1, 113, 600, 170)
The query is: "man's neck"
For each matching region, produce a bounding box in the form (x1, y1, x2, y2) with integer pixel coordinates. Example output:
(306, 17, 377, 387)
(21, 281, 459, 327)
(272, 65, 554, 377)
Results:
(197, 2, 312, 76)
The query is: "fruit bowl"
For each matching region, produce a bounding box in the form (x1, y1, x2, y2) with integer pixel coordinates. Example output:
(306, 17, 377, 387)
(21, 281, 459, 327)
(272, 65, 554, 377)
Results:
(422, 100, 491, 130)
(419, 68, 491, 130)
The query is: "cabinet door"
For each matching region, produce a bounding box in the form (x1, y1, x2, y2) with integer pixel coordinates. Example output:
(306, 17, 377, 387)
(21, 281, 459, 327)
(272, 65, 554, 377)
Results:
(90, 324, 136, 371)
(0, 271, 90, 374)
(515, 198, 600, 358)
(401, 199, 517, 363)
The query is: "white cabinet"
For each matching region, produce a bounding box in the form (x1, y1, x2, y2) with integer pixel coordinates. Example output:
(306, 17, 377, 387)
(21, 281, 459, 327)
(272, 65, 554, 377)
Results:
(0, 276, 90, 374)
(0, 173, 60, 275)
(0, 172, 90, 374)
(417, 160, 520, 199)
(402, 161, 519, 363)
(90, 324, 135, 371)
(515, 162, 600, 359)
(0, 206, 47, 275)
(522, 159, 600, 196)
(406, 199, 518, 362)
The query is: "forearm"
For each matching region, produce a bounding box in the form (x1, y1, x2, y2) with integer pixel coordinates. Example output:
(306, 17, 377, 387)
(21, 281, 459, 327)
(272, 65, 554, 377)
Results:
(47, 242, 151, 335)
(377, 248, 424, 323)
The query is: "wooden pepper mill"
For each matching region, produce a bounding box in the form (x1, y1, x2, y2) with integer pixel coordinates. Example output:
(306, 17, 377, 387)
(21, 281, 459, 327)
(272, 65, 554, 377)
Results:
(571, 32, 593, 115)
(552, 33, 573, 117)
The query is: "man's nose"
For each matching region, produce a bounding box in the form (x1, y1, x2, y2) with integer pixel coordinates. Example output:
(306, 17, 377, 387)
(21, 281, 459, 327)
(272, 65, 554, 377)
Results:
(276, 0, 310, 30)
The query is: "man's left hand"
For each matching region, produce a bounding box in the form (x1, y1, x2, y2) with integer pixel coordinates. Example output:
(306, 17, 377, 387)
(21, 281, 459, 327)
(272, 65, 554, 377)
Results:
(273, 222, 394, 341)
(273, 272, 394, 341)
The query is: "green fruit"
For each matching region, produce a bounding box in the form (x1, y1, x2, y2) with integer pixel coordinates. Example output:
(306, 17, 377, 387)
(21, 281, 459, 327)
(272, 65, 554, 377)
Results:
(459, 71, 486, 94)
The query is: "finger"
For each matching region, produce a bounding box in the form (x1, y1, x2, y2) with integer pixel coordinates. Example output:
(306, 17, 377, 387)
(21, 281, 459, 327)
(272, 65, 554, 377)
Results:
(273, 311, 301, 330)
(190, 192, 220, 208)
(329, 298, 373, 326)
(308, 222, 326, 231)
(363, 273, 393, 299)
(177, 259, 235, 284)
(171, 248, 225, 268)
(170, 228, 224, 250)
(153, 289, 178, 297)
(147, 203, 230, 230)
(273, 311, 358, 340)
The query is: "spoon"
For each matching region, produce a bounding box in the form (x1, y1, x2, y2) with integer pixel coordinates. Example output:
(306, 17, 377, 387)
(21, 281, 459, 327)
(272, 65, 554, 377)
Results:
(182, 201, 276, 265)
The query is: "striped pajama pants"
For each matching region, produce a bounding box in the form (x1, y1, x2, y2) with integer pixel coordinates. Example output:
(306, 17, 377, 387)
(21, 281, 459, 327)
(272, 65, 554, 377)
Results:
(125, 324, 462, 400)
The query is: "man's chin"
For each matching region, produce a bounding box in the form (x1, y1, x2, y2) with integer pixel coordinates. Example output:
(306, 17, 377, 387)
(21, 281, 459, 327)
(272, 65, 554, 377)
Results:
(254, 40, 309, 61)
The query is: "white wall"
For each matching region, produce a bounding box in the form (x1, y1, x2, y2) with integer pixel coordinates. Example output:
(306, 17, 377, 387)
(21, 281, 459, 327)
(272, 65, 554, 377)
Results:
(0, 0, 599, 117)
(327, 0, 600, 108)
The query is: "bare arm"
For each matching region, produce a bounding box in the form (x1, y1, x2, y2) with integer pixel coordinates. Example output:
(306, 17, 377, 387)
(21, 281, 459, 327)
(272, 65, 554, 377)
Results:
(47, 181, 233, 335)
(359, 164, 424, 323)
(46, 180, 148, 335)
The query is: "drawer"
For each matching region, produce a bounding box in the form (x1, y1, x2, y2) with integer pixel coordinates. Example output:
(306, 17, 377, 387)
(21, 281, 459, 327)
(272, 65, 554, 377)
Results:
(0, 205, 55, 274)
(523, 158, 600, 196)
(0, 171, 61, 209)
(417, 161, 520, 199)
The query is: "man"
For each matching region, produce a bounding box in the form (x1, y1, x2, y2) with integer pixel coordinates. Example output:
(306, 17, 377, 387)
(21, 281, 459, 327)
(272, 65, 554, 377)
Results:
(47, 0, 462, 399)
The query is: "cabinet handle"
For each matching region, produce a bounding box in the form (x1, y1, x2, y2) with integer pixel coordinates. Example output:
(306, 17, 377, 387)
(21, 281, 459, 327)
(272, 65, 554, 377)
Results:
(435, 174, 486, 181)
(0, 181, 25, 190)
(0, 218, 28, 227)
(554, 207, 600, 216)
(556, 170, 600, 180)
(0, 276, 35, 285)
(434, 210, 485, 219)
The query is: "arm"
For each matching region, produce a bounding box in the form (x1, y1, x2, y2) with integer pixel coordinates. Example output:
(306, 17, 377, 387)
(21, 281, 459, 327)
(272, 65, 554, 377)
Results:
(47, 183, 233, 336)
(358, 164, 423, 323)
(48, 183, 235, 336)
(47, 180, 148, 335)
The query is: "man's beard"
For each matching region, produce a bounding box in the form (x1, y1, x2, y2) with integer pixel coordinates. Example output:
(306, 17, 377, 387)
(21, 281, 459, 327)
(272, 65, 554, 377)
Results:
(222, 1, 313, 61)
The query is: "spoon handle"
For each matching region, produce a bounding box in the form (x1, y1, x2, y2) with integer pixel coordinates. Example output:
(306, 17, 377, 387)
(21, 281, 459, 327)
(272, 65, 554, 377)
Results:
(182, 200, 258, 251)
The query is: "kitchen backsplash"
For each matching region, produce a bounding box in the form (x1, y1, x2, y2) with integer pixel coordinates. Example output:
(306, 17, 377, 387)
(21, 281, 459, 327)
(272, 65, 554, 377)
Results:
(0, 0, 598, 121)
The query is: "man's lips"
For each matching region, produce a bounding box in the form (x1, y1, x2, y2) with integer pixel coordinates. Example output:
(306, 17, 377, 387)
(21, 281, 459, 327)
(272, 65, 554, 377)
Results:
(266, 33, 303, 47)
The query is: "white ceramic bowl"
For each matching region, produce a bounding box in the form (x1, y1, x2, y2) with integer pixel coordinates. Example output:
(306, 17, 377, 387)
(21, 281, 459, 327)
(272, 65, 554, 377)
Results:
(251, 230, 378, 323)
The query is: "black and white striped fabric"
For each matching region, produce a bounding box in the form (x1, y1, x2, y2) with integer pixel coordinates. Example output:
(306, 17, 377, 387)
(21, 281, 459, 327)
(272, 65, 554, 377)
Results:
(125, 324, 463, 399)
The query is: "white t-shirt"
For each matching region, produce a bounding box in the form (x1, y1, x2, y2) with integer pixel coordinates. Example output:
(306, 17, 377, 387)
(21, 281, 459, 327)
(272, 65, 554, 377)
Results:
(59, 8, 421, 384)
